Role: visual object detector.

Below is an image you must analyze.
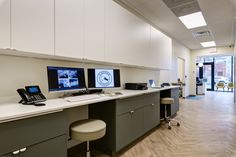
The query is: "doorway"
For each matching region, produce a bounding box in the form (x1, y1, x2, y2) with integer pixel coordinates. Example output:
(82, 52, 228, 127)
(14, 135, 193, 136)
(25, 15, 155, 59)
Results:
(177, 57, 185, 82)
(177, 57, 185, 97)
(203, 62, 214, 91)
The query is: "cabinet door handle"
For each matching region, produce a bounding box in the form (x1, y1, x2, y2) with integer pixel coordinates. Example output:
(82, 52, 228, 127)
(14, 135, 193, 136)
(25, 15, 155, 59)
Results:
(130, 110, 134, 114)
(12, 150, 20, 155)
(20, 147, 27, 152)
(151, 104, 155, 106)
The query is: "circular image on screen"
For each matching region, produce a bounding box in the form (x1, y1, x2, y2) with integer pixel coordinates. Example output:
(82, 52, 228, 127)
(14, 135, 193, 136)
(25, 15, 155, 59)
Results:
(97, 71, 113, 87)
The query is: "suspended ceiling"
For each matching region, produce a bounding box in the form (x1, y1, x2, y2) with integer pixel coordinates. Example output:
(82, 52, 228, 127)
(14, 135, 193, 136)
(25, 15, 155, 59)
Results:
(117, 0, 235, 50)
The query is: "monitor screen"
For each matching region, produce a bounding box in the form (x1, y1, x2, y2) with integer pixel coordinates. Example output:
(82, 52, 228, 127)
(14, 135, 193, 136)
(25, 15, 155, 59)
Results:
(47, 66, 86, 92)
(88, 68, 120, 88)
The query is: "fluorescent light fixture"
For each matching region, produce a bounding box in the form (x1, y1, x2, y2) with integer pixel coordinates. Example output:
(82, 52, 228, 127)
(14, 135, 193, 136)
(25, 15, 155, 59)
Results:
(200, 41, 216, 47)
(179, 12, 207, 29)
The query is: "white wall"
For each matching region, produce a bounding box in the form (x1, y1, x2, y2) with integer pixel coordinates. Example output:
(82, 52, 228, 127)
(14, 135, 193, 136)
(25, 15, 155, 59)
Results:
(159, 40, 191, 97)
(234, 31, 236, 102)
(190, 46, 234, 95)
(0, 54, 160, 104)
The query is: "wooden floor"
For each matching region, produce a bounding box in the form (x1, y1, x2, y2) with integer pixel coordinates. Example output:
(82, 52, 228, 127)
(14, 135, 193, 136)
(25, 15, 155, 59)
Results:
(118, 91, 236, 157)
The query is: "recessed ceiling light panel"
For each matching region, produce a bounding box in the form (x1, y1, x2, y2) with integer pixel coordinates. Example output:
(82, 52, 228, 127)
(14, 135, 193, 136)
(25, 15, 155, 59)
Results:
(179, 12, 207, 29)
(200, 41, 216, 47)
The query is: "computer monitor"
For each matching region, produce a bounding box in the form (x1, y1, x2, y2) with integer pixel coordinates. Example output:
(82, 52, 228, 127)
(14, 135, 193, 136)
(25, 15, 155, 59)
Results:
(47, 66, 86, 92)
(88, 68, 120, 88)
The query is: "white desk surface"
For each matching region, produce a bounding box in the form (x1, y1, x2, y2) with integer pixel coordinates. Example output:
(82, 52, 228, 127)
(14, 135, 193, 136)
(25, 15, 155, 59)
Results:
(0, 86, 179, 123)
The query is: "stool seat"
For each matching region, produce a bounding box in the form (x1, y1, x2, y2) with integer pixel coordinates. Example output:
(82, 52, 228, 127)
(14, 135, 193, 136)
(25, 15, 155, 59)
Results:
(71, 119, 106, 141)
(161, 98, 174, 105)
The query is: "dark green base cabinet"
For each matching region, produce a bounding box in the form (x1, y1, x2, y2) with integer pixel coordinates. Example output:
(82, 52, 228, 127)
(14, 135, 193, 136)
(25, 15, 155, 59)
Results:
(0, 112, 67, 157)
(89, 92, 160, 156)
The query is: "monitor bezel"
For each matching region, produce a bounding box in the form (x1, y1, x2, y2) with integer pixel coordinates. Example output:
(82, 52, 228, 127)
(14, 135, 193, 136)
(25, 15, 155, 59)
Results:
(47, 66, 86, 93)
(87, 68, 121, 89)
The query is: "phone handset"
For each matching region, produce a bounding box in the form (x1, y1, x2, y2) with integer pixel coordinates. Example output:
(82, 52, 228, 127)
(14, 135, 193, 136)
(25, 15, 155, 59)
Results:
(17, 88, 35, 104)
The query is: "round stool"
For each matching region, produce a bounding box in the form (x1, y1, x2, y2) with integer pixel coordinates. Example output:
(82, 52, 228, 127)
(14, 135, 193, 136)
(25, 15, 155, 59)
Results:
(161, 98, 180, 129)
(71, 119, 106, 157)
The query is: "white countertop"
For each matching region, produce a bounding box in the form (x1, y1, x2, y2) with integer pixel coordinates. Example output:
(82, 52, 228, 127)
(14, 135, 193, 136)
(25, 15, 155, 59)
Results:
(0, 86, 179, 123)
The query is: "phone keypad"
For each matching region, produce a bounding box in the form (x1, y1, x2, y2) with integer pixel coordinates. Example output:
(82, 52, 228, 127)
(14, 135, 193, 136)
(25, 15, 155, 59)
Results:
(32, 94, 46, 102)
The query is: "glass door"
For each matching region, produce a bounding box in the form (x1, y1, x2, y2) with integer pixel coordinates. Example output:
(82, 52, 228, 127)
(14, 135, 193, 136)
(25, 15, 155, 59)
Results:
(203, 62, 214, 91)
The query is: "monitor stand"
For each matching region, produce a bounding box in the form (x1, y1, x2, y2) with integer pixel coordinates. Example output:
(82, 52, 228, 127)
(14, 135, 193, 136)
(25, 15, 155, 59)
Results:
(72, 89, 89, 96)
(88, 89, 103, 94)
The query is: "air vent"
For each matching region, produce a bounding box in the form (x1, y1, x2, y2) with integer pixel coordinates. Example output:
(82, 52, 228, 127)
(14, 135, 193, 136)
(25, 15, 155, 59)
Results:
(192, 31, 211, 37)
(162, 0, 196, 9)
(162, 0, 200, 17)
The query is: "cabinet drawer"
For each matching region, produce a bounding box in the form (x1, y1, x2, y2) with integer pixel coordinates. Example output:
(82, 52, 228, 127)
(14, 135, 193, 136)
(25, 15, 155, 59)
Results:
(116, 93, 159, 115)
(21, 135, 67, 157)
(0, 112, 67, 155)
(116, 98, 134, 115)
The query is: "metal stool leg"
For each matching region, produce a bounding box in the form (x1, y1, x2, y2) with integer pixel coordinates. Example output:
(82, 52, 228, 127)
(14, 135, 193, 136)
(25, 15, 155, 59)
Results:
(164, 104, 171, 129)
(86, 141, 90, 157)
(164, 104, 180, 129)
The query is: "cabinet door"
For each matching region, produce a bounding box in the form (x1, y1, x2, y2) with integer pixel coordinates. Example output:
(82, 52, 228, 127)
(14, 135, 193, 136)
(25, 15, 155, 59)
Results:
(150, 26, 172, 69)
(116, 112, 133, 151)
(0, 0, 10, 49)
(130, 108, 144, 141)
(21, 135, 67, 157)
(171, 88, 179, 115)
(105, 0, 149, 66)
(84, 0, 105, 61)
(55, 0, 84, 58)
(143, 103, 160, 132)
(11, 0, 54, 55)
(116, 108, 143, 151)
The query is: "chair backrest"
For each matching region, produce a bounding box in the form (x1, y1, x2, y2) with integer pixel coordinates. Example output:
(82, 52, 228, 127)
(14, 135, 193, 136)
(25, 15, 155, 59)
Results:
(228, 82, 233, 87)
(216, 82, 225, 87)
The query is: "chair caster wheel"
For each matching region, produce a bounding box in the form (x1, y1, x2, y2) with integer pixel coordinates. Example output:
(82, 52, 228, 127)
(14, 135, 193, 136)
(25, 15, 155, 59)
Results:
(177, 123, 180, 127)
(168, 126, 171, 129)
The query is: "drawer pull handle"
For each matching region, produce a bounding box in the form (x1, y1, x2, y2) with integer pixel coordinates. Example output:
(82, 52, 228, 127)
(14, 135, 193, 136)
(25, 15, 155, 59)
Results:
(20, 148, 27, 152)
(13, 150, 20, 155)
(130, 110, 134, 114)
(151, 104, 155, 106)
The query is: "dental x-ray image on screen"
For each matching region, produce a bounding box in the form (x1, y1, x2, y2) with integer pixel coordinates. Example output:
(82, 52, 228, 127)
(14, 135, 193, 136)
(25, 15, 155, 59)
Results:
(47, 66, 86, 92)
(58, 69, 79, 88)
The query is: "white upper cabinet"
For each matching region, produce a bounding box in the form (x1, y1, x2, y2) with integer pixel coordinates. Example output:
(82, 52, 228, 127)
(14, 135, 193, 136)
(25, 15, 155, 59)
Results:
(84, 0, 105, 61)
(0, 0, 10, 49)
(55, 0, 105, 61)
(150, 26, 172, 69)
(11, 0, 54, 55)
(55, 0, 84, 58)
(105, 0, 150, 66)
